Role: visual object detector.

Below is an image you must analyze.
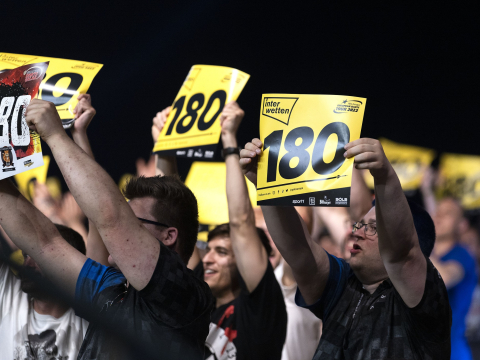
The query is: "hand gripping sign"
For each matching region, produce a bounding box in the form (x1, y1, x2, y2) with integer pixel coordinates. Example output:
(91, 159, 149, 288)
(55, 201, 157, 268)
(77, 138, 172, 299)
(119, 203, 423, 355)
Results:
(0, 53, 103, 129)
(0, 62, 49, 180)
(439, 153, 480, 210)
(153, 65, 249, 159)
(363, 138, 436, 192)
(257, 95, 365, 206)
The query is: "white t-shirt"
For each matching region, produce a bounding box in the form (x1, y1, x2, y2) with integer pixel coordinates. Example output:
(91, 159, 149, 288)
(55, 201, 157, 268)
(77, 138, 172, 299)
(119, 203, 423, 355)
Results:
(0, 262, 88, 360)
(274, 261, 322, 360)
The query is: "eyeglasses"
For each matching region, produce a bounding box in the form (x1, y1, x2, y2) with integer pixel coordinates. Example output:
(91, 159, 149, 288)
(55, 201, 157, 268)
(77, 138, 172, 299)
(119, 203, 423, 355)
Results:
(137, 217, 170, 228)
(352, 222, 377, 236)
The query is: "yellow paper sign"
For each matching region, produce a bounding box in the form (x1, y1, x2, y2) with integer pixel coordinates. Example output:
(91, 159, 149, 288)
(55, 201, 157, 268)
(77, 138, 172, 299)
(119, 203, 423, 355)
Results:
(153, 65, 249, 159)
(0, 53, 103, 126)
(439, 153, 480, 210)
(257, 95, 366, 206)
(363, 138, 436, 191)
(14, 155, 50, 200)
(185, 162, 257, 228)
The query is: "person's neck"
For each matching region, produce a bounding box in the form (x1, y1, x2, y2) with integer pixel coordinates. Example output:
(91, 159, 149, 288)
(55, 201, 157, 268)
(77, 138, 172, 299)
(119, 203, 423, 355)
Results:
(215, 287, 241, 308)
(33, 297, 69, 319)
(433, 235, 456, 257)
(281, 260, 296, 287)
(361, 278, 387, 294)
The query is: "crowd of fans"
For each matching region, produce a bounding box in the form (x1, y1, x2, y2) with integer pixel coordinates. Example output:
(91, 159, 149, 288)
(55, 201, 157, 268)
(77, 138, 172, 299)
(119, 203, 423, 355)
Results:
(0, 93, 479, 359)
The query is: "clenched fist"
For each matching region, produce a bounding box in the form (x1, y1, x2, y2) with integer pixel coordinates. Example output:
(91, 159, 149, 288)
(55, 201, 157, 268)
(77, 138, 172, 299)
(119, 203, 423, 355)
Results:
(25, 99, 65, 142)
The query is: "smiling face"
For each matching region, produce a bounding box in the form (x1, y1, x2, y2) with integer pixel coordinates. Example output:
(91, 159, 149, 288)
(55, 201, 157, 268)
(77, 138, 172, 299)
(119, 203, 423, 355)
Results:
(348, 207, 389, 283)
(202, 236, 240, 299)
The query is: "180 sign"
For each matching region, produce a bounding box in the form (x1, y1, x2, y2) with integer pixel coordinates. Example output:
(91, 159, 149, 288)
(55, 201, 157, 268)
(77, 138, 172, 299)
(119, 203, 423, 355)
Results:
(165, 90, 227, 135)
(0, 95, 31, 147)
(263, 122, 350, 182)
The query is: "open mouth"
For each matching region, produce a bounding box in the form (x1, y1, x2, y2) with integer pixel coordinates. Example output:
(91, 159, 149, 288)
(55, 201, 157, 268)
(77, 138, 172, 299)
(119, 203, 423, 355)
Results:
(204, 269, 217, 277)
(350, 243, 362, 254)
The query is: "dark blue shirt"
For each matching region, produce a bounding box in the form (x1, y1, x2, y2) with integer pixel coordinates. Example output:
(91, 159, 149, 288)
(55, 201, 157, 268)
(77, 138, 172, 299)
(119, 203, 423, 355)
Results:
(75, 243, 214, 360)
(296, 252, 452, 360)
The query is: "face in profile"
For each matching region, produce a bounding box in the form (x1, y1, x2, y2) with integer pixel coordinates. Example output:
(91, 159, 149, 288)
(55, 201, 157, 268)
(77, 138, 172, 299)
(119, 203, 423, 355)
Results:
(202, 236, 239, 298)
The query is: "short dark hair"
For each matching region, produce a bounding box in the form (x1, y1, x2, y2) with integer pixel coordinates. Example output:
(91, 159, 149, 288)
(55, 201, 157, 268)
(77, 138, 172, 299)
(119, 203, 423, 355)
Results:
(123, 175, 199, 264)
(54, 224, 86, 255)
(372, 199, 436, 257)
(208, 223, 273, 257)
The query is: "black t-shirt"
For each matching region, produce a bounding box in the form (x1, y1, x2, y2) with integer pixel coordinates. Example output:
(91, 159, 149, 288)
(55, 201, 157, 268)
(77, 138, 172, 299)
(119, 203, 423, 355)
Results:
(204, 262, 287, 360)
(75, 243, 215, 360)
(296, 253, 452, 360)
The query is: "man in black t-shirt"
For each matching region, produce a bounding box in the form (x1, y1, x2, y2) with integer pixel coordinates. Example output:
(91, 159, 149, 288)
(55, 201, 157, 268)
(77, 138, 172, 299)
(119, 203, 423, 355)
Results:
(0, 99, 214, 360)
(201, 102, 287, 360)
(240, 137, 452, 359)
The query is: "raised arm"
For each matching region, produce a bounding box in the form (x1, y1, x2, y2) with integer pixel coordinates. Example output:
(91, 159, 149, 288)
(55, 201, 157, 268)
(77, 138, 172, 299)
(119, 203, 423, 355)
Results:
(222, 103, 268, 292)
(345, 138, 427, 307)
(152, 107, 178, 176)
(69, 94, 109, 266)
(26, 99, 160, 291)
(240, 139, 330, 304)
(0, 180, 86, 298)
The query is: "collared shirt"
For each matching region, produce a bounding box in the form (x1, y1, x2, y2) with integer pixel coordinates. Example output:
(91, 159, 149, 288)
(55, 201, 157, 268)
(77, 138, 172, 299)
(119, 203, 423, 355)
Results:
(296, 253, 452, 360)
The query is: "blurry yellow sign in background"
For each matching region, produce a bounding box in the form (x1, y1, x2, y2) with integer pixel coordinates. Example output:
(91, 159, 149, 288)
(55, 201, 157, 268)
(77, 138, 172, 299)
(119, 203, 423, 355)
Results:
(0, 53, 103, 127)
(153, 65, 249, 159)
(185, 162, 257, 241)
(14, 156, 50, 200)
(257, 94, 365, 206)
(363, 138, 436, 191)
(439, 153, 480, 210)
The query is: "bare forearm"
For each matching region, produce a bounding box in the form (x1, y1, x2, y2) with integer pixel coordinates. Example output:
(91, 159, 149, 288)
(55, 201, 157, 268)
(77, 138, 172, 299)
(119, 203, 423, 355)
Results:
(71, 129, 94, 159)
(46, 133, 131, 230)
(350, 168, 372, 221)
(375, 168, 419, 261)
(0, 180, 59, 256)
(86, 220, 110, 265)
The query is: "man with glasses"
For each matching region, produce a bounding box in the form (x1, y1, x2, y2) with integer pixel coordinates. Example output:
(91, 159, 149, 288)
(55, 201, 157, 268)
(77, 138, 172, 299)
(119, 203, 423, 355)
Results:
(240, 137, 452, 359)
(0, 99, 214, 360)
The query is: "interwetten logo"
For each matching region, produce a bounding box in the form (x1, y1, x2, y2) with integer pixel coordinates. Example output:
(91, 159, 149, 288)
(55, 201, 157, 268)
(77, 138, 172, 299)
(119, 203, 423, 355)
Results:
(262, 97, 298, 125)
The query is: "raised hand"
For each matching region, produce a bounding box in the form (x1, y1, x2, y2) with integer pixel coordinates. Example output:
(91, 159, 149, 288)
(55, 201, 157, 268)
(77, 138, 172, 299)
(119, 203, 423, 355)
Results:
(25, 99, 65, 142)
(152, 106, 171, 143)
(239, 138, 262, 186)
(344, 138, 393, 180)
(220, 101, 244, 137)
(72, 94, 96, 133)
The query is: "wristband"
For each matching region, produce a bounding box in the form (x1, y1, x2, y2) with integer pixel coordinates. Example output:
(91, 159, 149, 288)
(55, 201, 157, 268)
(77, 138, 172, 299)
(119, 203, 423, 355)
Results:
(222, 147, 240, 159)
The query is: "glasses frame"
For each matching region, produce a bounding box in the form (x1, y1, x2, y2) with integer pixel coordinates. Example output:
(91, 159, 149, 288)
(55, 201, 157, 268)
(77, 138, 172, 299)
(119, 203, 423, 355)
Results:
(137, 217, 170, 228)
(352, 222, 377, 236)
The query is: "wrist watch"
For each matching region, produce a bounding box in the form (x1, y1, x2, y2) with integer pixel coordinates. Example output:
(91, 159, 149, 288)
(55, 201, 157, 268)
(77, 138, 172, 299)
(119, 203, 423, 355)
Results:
(222, 147, 240, 159)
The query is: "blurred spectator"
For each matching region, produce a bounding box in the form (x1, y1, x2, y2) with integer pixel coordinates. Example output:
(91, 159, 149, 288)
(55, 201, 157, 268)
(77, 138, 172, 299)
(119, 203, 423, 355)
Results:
(431, 198, 478, 360)
(0, 224, 88, 360)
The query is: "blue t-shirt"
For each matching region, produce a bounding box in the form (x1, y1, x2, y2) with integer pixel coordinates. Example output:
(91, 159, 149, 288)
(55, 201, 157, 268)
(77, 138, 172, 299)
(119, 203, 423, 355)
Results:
(441, 244, 477, 360)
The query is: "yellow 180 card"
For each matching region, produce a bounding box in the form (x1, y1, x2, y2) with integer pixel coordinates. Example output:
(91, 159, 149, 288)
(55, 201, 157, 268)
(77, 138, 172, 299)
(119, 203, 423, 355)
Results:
(153, 65, 249, 159)
(257, 94, 366, 206)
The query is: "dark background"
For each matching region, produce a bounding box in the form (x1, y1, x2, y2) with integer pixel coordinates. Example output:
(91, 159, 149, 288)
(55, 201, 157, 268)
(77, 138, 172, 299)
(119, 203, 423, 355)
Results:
(1, 1, 477, 185)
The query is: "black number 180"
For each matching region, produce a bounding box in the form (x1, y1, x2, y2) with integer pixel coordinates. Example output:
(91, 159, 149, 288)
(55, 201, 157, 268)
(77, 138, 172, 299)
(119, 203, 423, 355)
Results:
(263, 122, 350, 182)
